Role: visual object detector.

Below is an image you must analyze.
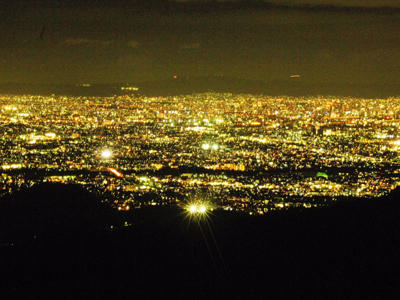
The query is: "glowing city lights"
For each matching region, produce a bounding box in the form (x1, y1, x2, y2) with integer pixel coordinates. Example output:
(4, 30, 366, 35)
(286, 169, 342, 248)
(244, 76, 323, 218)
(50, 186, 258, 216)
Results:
(1, 92, 400, 216)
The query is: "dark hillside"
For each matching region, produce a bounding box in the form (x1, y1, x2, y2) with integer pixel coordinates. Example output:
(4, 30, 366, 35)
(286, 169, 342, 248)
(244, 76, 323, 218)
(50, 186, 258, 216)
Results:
(0, 183, 112, 242)
(1, 185, 400, 299)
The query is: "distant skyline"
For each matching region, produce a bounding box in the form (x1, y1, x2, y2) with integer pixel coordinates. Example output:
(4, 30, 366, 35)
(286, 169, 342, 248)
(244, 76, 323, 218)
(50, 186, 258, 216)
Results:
(0, 1, 399, 86)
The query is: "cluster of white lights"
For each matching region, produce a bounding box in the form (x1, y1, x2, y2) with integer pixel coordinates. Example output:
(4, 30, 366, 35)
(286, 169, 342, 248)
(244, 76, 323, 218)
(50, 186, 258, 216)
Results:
(189, 204, 207, 213)
(202, 143, 218, 150)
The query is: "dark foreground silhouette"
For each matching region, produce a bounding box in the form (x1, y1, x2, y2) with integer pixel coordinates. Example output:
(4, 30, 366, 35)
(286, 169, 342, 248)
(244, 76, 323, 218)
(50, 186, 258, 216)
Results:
(1, 183, 400, 299)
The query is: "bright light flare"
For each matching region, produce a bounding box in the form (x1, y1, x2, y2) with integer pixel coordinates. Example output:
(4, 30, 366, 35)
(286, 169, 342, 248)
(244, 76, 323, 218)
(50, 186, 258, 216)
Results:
(188, 204, 207, 213)
(186, 202, 209, 215)
(101, 150, 112, 158)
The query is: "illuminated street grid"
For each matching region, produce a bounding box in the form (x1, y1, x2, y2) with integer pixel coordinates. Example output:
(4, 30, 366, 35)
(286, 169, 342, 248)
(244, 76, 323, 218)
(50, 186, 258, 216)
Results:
(1, 93, 400, 214)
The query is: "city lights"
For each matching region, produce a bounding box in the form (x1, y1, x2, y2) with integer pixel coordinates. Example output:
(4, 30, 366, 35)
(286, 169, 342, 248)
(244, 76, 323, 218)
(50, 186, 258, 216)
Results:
(0, 92, 399, 215)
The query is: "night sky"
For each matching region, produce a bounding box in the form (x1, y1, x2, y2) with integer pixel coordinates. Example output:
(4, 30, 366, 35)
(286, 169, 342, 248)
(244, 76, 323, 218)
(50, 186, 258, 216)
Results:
(0, 0, 399, 85)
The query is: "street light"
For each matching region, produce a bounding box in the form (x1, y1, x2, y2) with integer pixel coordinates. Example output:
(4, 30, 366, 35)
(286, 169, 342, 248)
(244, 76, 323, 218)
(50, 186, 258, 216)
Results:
(101, 150, 112, 158)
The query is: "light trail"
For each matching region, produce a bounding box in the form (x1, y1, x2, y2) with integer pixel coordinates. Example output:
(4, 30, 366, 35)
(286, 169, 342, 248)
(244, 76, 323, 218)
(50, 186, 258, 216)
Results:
(108, 168, 123, 177)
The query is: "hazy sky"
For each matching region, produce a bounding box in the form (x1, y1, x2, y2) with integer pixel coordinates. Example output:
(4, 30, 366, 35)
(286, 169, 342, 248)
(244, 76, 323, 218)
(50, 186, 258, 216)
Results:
(0, 1, 399, 84)
(174, 0, 400, 6)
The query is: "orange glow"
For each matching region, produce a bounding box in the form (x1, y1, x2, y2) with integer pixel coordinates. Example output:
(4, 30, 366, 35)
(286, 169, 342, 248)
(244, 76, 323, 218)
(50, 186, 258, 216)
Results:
(108, 168, 123, 177)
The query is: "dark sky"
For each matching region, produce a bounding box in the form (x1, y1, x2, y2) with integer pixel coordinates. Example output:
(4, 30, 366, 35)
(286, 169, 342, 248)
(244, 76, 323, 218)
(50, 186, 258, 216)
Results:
(0, 0, 399, 85)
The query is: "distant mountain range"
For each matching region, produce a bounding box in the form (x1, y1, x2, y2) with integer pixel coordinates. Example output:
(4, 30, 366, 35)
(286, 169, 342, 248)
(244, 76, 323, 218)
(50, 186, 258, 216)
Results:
(1, 76, 399, 98)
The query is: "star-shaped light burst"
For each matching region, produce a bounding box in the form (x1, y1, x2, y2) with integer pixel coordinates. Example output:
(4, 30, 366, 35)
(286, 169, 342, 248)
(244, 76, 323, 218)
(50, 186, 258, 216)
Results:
(184, 200, 212, 222)
(101, 150, 112, 158)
